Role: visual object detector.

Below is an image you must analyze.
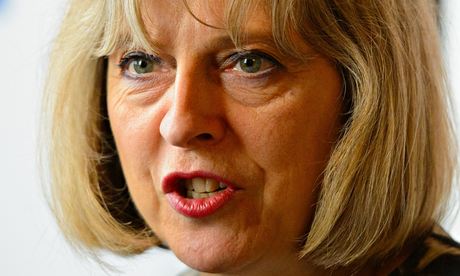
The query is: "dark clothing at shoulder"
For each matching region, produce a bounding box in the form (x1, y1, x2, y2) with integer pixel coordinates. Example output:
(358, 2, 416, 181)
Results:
(390, 227, 460, 275)
(421, 253, 460, 275)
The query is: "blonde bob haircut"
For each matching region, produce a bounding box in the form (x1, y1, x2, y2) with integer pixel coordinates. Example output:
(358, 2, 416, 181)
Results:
(43, 0, 457, 269)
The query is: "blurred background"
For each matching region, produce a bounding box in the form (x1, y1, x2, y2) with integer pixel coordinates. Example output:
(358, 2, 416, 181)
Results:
(0, 0, 459, 275)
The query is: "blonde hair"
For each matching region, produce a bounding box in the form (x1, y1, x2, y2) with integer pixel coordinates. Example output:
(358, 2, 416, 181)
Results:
(43, 0, 457, 269)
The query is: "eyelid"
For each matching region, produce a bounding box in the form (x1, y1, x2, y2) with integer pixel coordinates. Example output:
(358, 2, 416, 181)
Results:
(221, 50, 281, 69)
(117, 51, 161, 69)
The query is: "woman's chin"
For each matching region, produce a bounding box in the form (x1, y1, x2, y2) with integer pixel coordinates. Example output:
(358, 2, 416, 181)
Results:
(176, 254, 234, 274)
(168, 235, 254, 274)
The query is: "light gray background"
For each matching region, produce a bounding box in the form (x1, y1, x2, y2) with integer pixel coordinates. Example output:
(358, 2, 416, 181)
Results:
(0, 1, 459, 275)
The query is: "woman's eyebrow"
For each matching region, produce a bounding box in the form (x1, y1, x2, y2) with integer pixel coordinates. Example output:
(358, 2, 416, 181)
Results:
(112, 31, 277, 56)
(204, 32, 277, 50)
(109, 40, 162, 58)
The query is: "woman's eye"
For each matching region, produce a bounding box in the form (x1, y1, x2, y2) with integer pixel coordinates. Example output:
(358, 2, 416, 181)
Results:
(236, 55, 262, 73)
(231, 52, 279, 74)
(118, 52, 159, 76)
(129, 58, 154, 74)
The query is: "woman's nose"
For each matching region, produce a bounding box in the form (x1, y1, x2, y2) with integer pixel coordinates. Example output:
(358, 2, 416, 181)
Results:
(159, 69, 226, 148)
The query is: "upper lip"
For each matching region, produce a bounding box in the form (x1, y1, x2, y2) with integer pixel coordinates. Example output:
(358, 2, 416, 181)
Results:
(162, 170, 238, 194)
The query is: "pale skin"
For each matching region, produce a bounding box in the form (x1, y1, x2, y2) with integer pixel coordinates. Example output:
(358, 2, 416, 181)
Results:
(106, 0, 403, 275)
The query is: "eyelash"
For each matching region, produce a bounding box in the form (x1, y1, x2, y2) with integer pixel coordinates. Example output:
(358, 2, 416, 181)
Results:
(116, 50, 281, 78)
(224, 50, 280, 69)
(117, 51, 161, 72)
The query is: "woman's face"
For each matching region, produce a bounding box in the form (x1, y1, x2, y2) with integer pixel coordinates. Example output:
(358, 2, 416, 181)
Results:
(107, 0, 342, 274)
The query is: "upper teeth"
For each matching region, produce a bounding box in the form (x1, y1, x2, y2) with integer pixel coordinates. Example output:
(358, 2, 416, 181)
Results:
(185, 177, 227, 193)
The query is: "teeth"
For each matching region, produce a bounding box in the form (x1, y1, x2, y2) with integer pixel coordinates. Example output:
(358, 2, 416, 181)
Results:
(205, 179, 219, 192)
(185, 179, 193, 190)
(184, 177, 229, 199)
(192, 178, 206, 193)
(187, 191, 210, 199)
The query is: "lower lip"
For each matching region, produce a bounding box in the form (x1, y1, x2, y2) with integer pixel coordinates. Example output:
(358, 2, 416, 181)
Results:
(165, 188, 235, 218)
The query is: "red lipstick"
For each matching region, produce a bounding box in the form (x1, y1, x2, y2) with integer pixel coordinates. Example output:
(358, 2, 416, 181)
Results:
(162, 171, 237, 218)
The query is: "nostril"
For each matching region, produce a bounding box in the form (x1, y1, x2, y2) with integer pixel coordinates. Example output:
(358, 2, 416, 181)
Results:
(196, 133, 213, 141)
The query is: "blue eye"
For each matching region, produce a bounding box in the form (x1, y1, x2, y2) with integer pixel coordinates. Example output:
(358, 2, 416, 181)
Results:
(236, 55, 263, 73)
(118, 52, 159, 76)
(130, 57, 154, 74)
(231, 51, 279, 74)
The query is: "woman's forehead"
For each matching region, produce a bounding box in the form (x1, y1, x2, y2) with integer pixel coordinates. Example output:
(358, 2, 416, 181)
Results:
(140, 0, 228, 26)
(97, 0, 312, 62)
(137, 0, 270, 44)
(99, 0, 272, 57)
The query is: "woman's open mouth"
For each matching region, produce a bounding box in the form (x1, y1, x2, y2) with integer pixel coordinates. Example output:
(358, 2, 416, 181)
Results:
(183, 178, 228, 199)
(162, 172, 237, 218)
